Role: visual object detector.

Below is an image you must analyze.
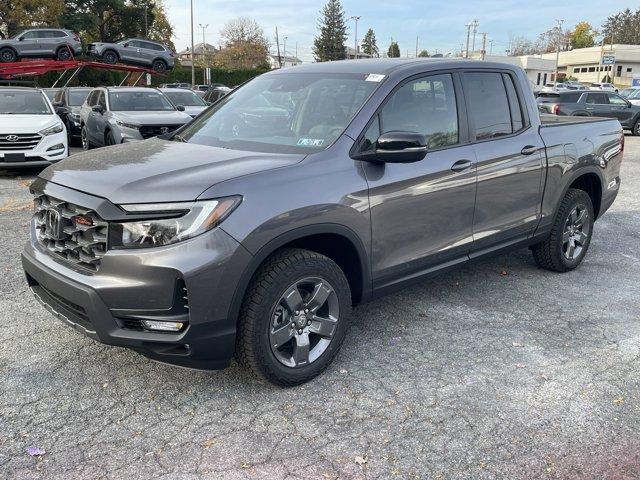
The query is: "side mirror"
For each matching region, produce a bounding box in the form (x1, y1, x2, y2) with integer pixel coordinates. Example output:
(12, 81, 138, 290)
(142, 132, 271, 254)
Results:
(374, 131, 428, 163)
(91, 104, 104, 114)
(18, 37, 24, 42)
(176, 105, 185, 112)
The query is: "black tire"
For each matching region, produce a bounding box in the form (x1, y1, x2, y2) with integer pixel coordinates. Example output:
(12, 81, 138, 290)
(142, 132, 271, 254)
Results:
(105, 130, 116, 146)
(102, 50, 118, 64)
(152, 59, 167, 73)
(531, 188, 594, 272)
(236, 248, 352, 386)
(632, 119, 640, 136)
(81, 125, 92, 150)
(0, 47, 17, 63)
(56, 46, 72, 61)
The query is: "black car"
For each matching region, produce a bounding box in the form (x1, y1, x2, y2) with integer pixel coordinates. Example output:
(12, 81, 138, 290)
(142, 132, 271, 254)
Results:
(51, 87, 93, 145)
(538, 90, 640, 135)
(202, 86, 231, 104)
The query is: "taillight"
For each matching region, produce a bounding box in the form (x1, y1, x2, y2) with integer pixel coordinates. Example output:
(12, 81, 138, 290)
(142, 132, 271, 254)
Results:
(552, 104, 560, 115)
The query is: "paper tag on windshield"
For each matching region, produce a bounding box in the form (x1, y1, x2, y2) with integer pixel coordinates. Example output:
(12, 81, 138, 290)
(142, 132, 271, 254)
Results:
(365, 74, 385, 82)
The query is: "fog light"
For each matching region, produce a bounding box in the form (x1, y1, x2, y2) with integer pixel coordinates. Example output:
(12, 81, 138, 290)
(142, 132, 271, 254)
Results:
(142, 320, 185, 332)
(47, 144, 65, 152)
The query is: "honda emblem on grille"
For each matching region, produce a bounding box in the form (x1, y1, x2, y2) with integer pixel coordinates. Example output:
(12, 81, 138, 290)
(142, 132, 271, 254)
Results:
(44, 208, 64, 240)
(5, 135, 19, 142)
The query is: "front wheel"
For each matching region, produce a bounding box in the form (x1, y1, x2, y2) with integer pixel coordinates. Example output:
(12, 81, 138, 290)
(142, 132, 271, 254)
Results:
(102, 50, 118, 64)
(531, 188, 594, 272)
(236, 248, 352, 386)
(632, 119, 640, 136)
(56, 46, 72, 61)
(81, 125, 92, 150)
(152, 59, 167, 73)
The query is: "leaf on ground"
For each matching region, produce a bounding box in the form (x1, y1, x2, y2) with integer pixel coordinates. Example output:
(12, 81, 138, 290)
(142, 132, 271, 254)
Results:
(515, 363, 526, 369)
(512, 342, 524, 348)
(26, 447, 46, 457)
(202, 439, 216, 448)
(613, 396, 625, 405)
(500, 270, 508, 276)
(354, 455, 367, 466)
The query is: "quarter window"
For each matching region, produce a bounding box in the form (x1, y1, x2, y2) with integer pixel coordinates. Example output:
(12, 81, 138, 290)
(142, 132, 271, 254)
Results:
(502, 73, 525, 132)
(379, 73, 459, 149)
(463, 72, 512, 140)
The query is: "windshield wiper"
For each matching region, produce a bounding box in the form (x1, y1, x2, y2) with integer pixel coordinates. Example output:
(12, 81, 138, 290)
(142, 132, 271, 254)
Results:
(172, 134, 187, 142)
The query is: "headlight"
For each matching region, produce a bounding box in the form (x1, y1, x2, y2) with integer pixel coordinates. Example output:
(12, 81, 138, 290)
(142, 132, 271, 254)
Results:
(111, 196, 241, 248)
(39, 123, 64, 136)
(115, 120, 141, 130)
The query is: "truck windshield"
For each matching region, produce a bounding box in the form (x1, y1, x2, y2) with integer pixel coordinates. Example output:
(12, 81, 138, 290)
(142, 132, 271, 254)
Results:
(177, 72, 380, 154)
(0, 91, 51, 115)
(163, 90, 206, 107)
(109, 91, 175, 111)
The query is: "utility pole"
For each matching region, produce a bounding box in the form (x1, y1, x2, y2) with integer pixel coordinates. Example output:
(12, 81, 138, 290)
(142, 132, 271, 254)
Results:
(471, 19, 479, 53)
(350, 16, 361, 59)
(199, 23, 208, 84)
(480, 33, 487, 60)
(489, 39, 494, 55)
(554, 19, 564, 85)
(144, 6, 148, 37)
(190, 0, 195, 87)
(295, 42, 298, 62)
(275, 26, 282, 68)
(464, 22, 472, 59)
(282, 36, 288, 66)
(415, 36, 419, 57)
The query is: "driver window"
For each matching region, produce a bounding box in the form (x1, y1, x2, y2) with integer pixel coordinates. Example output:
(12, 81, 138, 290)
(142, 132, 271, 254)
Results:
(379, 74, 459, 149)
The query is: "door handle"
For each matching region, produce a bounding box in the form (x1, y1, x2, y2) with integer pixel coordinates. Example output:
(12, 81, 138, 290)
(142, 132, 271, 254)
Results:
(450, 159, 474, 172)
(521, 145, 537, 155)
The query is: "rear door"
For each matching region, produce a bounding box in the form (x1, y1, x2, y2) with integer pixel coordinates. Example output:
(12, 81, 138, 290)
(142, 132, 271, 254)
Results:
(362, 72, 478, 286)
(120, 40, 141, 62)
(462, 70, 545, 252)
(584, 92, 611, 117)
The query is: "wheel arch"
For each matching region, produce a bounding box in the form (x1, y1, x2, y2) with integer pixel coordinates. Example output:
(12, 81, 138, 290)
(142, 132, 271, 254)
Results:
(228, 224, 371, 328)
(568, 171, 603, 219)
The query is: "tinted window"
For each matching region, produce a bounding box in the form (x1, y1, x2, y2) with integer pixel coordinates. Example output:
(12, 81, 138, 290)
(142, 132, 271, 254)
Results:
(108, 90, 175, 111)
(585, 93, 608, 104)
(125, 40, 141, 48)
(502, 73, 524, 132)
(463, 72, 512, 140)
(147, 42, 165, 51)
(380, 74, 458, 149)
(67, 89, 92, 106)
(53, 30, 67, 38)
(558, 92, 582, 103)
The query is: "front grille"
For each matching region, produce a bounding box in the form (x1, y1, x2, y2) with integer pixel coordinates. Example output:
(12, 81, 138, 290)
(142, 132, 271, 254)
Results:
(0, 133, 42, 150)
(32, 283, 93, 332)
(138, 125, 182, 139)
(33, 194, 108, 271)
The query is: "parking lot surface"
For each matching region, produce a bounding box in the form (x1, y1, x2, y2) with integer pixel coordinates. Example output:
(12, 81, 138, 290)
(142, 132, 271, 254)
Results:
(1, 139, 639, 479)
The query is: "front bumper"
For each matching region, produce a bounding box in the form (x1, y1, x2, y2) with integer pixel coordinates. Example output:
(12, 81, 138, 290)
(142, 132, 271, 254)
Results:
(0, 130, 67, 168)
(22, 185, 252, 369)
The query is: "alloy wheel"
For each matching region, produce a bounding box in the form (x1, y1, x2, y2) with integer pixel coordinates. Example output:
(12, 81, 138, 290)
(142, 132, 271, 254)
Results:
(269, 277, 339, 368)
(562, 203, 590, 260)
(81, 127, 89, 150)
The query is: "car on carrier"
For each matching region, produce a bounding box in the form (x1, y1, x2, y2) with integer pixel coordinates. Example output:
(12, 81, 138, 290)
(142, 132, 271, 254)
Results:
(87, 38, 175, 73)
(78, 87, 192, 148)
(0, 87, 67, 168)
(0, 28, 82, 63)
(23, 59, 623, 386)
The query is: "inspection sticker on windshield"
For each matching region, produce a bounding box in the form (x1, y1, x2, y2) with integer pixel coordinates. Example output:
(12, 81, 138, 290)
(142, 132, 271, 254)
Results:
(297, 138, 324, 147)
(365, 74, 385, 82)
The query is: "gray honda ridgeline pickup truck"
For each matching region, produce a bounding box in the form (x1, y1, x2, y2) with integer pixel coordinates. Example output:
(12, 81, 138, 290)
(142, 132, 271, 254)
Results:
(22, 59, 623, 386)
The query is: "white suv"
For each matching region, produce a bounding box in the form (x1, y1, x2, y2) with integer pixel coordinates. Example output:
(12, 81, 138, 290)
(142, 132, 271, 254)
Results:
(0, 87, 68, 168)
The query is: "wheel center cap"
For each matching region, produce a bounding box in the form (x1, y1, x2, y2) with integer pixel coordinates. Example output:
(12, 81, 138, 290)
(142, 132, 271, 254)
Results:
(296, 314, 307, 328)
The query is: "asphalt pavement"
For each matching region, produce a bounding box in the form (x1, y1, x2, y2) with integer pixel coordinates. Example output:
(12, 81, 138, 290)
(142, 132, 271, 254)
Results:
(1, 139, 639, 479)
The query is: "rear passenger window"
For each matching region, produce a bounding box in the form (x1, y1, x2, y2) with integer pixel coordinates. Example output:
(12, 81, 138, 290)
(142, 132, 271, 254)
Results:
(585, 93, 608, 104)
(463, 72, 512, 140)
(380, 73, 458, 149)
(502, 73, 525, 132)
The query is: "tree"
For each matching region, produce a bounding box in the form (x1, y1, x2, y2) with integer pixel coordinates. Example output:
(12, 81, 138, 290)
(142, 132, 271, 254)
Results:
(570, 21, 596, 49)
(536, 25, 571, 53)
(313, 0, 347, 62)
(0, 0, 65, 38)
(418, 49, 430, 57)
(601, 8, 640, 44)
(361, 28, 378, 57)
(220, 16, 268, 49)
(216, 17, 268, 69)
(509, 36, 537, 56)
(387, 41, 400, 58)
(147, 0, 174, 51)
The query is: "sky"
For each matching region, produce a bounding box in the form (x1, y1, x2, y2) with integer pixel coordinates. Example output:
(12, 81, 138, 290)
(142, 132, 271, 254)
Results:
(164, 0, 633, 61)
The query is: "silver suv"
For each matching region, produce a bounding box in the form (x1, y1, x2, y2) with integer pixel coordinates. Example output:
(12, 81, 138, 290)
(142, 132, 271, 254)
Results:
(87, 38, 175, 72)
(79, 87, 192, 148)
(0, 29, 82, 63)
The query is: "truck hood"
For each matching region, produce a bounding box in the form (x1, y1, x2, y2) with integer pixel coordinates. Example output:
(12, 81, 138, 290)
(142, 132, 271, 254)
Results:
(114, 110, 193, 125)
(40, 138, 305, 204)
(0, 114, 60, 133)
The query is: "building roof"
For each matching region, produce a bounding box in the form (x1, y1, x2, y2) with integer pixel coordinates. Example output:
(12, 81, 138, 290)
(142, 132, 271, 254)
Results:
(268, 54, 302, 63)
(540, 44, 640, 66)
(178, 43, 218, 55)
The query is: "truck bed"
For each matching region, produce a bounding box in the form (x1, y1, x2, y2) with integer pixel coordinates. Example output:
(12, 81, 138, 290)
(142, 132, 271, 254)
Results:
(539, 114, 612, 128)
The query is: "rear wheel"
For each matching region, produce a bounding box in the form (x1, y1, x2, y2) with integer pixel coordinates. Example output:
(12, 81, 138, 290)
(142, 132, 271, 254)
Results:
(531, 188, 594, 272)
(236, 248, 352, 386)
(0, 47, 17, 63)
(56, 46, 72, 61)
(102, 50, 118, 64)
(152, 59, 167, 73)
(633, 119, 640, 136)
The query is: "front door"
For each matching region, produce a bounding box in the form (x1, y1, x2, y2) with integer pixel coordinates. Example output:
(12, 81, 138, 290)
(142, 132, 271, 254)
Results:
(17, 30, 40, 56)
(361, 73, 478, 288)
(606, 92, 636, 125)
(461, 71, 545, 252)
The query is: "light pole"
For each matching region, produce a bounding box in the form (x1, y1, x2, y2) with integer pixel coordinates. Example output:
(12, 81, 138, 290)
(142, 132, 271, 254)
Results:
(470, 19, 479, 54)
(190, 0, 195, 87)
(350, 16, 361, 59)
(464, 22, 472, 58)
(199, 23, 208, 84)
(283, 36, 288, 67)
(554, 19, 564, 85)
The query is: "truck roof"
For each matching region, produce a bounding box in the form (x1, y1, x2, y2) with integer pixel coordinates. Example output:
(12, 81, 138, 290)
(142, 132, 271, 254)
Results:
(269, 58, 520, 76)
